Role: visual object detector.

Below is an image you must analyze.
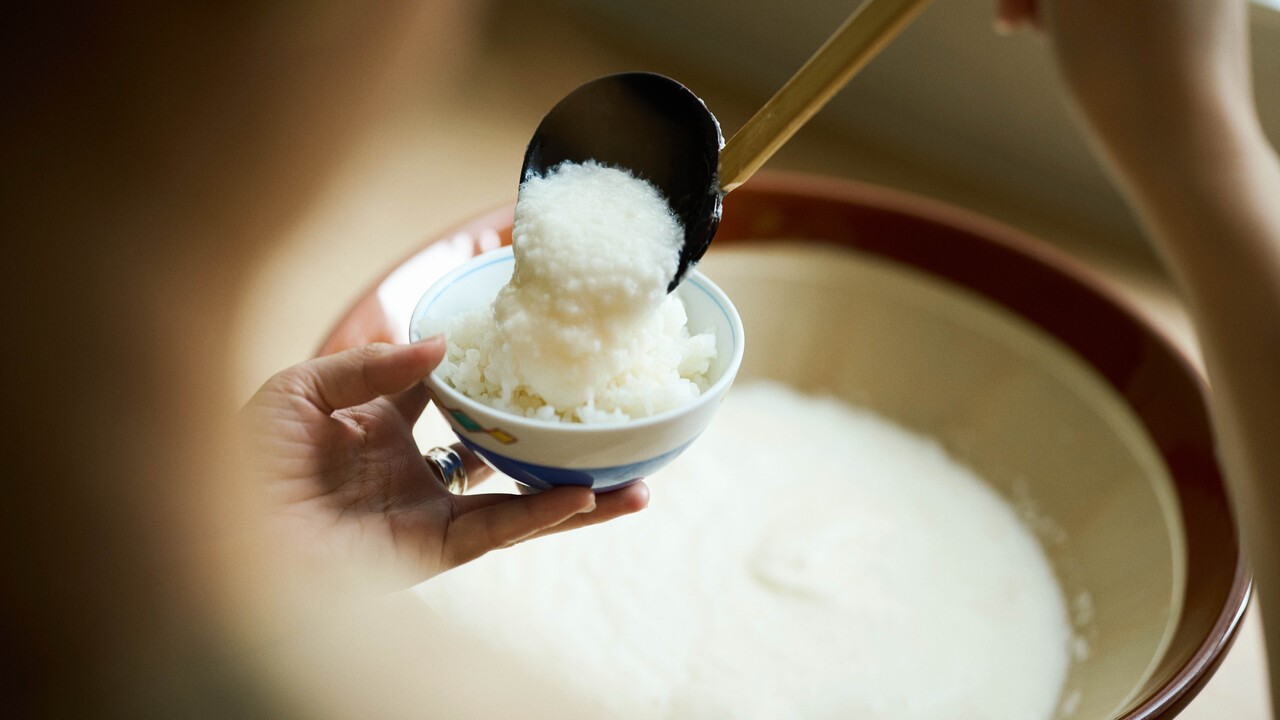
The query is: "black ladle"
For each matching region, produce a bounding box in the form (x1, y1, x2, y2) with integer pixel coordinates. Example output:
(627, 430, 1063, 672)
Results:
(521, 72, 722, 293)
(521, 0, 932, 291)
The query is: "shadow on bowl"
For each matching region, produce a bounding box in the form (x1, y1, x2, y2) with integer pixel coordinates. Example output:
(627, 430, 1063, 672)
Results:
(318, 171, 1248, 720)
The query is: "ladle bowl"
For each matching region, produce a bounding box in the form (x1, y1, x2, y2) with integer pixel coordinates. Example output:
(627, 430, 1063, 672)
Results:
(520, 72, 723, 290)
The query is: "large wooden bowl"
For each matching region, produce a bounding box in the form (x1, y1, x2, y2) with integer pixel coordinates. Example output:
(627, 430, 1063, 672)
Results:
(319, 172, 1248, 719)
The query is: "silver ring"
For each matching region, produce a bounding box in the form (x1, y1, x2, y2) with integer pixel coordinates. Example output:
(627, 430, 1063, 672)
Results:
(425, 446, 468, 494)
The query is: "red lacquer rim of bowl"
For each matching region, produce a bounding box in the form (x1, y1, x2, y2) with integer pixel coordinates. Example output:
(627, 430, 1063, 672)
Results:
(317, 171, 1249, 719)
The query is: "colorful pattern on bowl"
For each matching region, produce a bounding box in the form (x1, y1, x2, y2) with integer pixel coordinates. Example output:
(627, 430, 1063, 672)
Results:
(457, 436, 694, 492)
(431, 393, 518, 445)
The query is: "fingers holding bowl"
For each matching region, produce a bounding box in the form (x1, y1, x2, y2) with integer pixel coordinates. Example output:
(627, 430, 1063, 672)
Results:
(438, 481, 649, 570)
(523, 481, 650, 541)
(440, 486, 598, 568)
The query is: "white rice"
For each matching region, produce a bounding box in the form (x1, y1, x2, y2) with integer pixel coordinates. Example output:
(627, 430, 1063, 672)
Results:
(437, 161, 717, 423)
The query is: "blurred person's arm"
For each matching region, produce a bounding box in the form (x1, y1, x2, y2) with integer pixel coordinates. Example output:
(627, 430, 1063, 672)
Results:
(2, 2, 619, 717)
(999, 0, 1280, 704)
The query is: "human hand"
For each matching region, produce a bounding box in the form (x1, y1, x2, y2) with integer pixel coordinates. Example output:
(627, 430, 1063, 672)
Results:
(241, 339, 650, 591)
(996, 0, 1258, 180)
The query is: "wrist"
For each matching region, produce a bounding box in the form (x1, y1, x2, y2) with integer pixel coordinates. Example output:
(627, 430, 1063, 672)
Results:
(1103, 105, 1280, 309)
(1097, 100, 1269, 206)
(1114, 88, 1264, 178)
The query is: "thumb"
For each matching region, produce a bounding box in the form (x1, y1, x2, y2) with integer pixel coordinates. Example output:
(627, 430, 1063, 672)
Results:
(288, 338, 445, 414)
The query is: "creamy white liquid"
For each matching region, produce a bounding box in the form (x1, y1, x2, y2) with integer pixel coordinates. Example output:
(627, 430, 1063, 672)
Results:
(416, 382, 1071, 719)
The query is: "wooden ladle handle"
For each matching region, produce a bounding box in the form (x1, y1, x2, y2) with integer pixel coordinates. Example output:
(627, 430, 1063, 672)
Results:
(718, 0, 933, 193)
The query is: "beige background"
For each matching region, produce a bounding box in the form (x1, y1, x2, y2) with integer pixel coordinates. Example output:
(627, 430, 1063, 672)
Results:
(233, 2, 1275, 716)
